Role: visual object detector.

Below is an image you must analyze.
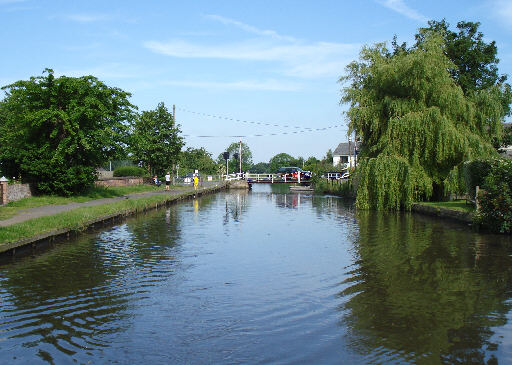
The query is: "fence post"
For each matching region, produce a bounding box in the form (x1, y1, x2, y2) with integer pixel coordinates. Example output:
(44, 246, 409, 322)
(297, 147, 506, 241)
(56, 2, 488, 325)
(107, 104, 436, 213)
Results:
(0, 177, 8, 205)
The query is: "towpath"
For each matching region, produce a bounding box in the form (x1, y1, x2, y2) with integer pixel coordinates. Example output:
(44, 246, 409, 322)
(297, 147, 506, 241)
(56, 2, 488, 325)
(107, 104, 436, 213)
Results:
(0, 184, 218, 228)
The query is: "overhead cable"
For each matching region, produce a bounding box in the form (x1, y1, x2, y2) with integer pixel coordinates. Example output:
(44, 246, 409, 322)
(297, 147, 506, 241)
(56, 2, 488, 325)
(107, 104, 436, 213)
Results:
(176, 106, 343, 131)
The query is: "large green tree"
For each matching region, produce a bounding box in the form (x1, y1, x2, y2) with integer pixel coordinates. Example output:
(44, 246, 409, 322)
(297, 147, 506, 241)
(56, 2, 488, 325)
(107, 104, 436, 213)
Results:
(179, 147, 219, 175)
(130, 102, 184, 176)
(268, 153, 297, 173)
(217, 141, 253, 173)
(341, 35, 503, 210)
(0, 69, 135, 195)
(248, 162, 270, 173)
(414, 20, 512, 120)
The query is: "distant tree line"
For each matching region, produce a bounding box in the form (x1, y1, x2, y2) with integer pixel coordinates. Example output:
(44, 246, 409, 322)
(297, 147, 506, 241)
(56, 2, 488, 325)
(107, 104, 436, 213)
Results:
(0, 70, 337, 196)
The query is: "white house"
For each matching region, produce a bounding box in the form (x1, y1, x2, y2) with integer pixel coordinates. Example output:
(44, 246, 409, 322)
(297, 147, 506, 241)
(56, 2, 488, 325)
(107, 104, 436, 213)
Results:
(333, 141, 357, 168)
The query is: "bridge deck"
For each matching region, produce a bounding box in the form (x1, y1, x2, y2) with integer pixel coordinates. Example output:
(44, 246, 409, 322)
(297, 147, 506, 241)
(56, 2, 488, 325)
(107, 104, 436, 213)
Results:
(243, 173, 311, 184)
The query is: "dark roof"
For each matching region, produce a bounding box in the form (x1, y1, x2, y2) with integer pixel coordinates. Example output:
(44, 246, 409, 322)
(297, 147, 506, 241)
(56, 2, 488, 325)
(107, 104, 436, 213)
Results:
(333, 142, 356, 156)
(504, 122, 512, 129)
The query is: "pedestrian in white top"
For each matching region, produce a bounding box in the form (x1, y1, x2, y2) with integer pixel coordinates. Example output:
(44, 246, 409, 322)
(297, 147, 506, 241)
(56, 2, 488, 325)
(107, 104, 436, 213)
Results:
(165, 172, 171, 191)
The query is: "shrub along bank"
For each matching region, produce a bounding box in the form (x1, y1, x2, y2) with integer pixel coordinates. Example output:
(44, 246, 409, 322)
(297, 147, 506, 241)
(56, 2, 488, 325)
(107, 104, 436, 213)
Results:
(470, 159, 512, 233)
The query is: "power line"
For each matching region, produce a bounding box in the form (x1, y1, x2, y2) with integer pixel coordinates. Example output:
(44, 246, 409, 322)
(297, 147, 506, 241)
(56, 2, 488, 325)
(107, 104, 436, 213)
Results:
(177, 106, 345, 138)
(177, 106, 343, 130)
(181, 125, 343, 138)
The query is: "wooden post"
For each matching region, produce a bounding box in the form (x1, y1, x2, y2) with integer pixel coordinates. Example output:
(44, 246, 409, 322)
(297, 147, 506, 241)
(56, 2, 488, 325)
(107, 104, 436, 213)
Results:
(475, 186, 481, 210)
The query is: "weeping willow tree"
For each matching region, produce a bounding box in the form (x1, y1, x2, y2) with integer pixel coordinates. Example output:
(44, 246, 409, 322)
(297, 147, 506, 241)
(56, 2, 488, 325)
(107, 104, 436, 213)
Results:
(341, 35, 505, 210)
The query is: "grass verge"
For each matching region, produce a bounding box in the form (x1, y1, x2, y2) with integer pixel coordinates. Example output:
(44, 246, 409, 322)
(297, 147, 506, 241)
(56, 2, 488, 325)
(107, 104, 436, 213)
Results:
(416, 200, 475, 213)
(0, 187, 200, 246)
(0, 185, 171, 221)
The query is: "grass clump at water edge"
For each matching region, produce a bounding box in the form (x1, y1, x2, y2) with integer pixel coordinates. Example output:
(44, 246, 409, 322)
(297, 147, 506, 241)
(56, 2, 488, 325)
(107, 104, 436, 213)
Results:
(0, 191, 188, 245)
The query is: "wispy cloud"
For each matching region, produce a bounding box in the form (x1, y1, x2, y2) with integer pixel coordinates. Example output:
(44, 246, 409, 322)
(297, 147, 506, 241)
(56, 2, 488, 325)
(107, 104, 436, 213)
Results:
(62, 13, 111, 23)
(162, 79, 302, 91)
(204, 14, 297, 42)
(377, 0, 429, 23)
(145, 39, 359, 78)
(145, 15, 361, 80)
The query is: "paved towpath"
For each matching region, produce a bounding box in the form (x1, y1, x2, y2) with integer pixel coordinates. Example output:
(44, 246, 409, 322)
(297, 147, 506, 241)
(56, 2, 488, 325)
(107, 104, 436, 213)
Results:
(0, 183, 220, 228)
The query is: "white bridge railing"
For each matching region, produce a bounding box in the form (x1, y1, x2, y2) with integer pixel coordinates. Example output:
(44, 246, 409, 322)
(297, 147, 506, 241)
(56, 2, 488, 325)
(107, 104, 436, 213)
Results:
(224, 173, 309, 183)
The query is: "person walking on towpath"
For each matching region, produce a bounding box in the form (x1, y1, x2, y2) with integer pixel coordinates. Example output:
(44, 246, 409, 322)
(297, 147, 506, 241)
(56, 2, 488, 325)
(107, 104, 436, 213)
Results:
(193, 174, 199, 190)
(165, 171, 171, 191)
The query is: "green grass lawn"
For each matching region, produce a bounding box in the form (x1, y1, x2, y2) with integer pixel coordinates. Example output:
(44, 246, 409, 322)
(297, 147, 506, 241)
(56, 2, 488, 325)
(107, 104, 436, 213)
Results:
(0, 185, 171, 221)
(0, 193, 176, 244)
(418, 200, 475, 213)
(0, 184, 215, 245)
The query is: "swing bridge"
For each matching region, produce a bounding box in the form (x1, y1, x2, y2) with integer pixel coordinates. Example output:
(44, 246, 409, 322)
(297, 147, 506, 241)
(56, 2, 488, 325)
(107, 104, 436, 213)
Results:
(224, 173, 311, 184)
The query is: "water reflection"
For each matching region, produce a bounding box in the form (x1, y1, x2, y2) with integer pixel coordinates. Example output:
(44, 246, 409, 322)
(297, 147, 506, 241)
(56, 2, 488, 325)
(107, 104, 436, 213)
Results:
(0, 233, 132, 363)
(341, 211, 512, 364)
(2, 186, 512, 364)
(0, 205, 188, 364)
(223, 190, 249, 223)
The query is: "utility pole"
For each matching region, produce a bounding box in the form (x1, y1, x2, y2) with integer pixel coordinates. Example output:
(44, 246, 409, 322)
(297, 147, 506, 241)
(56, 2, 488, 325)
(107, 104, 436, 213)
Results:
(239, 140, 242, 174)
(173, 104, 176, 125)
(348, 137, 352, 169)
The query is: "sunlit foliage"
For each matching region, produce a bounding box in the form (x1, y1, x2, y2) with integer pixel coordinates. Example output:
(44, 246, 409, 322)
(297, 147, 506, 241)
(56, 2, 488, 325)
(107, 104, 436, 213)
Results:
(341, 35, 503, 210)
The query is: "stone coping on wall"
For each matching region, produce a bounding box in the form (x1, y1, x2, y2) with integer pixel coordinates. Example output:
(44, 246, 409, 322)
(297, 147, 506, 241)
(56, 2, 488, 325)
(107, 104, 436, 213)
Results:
(411, 203, 474, 224)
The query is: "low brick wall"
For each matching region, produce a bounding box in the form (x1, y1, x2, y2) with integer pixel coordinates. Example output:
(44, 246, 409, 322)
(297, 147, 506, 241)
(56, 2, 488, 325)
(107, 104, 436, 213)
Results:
(0, 183, 33, 205)
(95, 177, 144, 187)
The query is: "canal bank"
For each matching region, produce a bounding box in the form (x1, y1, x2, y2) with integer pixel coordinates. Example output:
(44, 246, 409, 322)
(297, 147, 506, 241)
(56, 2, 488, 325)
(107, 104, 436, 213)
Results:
(412, 202, 474, 225)
(316, 181, 475, 226)
(0, 182, 227, 256)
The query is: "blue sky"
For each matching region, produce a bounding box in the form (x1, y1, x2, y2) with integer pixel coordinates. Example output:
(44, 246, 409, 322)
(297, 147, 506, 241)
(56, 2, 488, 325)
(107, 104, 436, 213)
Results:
(1, 0, 512, 163)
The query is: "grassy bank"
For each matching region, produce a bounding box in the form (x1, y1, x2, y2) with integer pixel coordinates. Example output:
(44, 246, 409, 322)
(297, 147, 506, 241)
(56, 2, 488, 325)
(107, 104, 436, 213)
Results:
(0, 185, 217, 247)
(0, 185, 168, 221)
(416, 200, 475, 213)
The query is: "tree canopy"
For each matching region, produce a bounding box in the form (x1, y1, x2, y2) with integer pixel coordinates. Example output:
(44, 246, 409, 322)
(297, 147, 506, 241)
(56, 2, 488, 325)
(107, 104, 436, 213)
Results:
(0, 69, 136, 195)
(341, 34, 503, 210)
(268, 153, 297, 173)
(217, 141, 253, 173)
(179, 147, 219, 175)
(130, 102, 183, 177)
(414, 20, 512, 120)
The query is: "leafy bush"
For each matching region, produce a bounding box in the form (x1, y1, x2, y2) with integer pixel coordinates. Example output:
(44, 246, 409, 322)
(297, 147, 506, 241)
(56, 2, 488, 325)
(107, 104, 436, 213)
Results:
(463, 159, 494, 198)
(314, 178, 353, 196)
(476, 159, 512, 233)
(113, 166, 148, 177)
(0, 69, 136, 196)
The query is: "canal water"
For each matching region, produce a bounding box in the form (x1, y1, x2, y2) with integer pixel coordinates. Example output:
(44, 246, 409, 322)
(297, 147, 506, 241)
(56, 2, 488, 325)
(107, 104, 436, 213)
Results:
(1, 184, 512, 364)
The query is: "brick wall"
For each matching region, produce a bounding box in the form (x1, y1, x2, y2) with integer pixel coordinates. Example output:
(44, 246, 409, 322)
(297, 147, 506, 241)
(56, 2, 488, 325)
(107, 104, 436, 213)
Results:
(95, 177, 144, 187)
(0, 183, 33, 205)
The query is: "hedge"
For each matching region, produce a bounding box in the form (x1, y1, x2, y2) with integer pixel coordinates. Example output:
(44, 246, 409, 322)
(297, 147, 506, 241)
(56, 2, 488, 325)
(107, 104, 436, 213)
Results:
(475, 159, 512, 233)
(113, 166, 148, 177)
